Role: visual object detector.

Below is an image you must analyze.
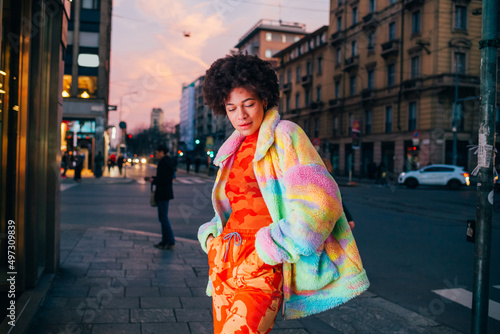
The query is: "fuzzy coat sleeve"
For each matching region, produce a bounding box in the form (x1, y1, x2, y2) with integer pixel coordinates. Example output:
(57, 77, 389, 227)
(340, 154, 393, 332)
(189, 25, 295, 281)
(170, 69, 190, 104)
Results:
(255, 122, 344, 265)
(198, 217, 219, 254)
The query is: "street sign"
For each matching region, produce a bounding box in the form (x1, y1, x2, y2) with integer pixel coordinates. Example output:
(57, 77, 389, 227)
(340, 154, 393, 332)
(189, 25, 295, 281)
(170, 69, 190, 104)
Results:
(119, 121, 127, 129)
(412, 130, 420, 139)
(108, 105, 117, 111)
(312, 138, 320, 146)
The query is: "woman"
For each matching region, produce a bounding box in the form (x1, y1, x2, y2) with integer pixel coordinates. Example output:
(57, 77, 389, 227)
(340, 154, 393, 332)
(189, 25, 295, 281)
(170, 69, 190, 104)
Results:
(198, 54, 369, 334)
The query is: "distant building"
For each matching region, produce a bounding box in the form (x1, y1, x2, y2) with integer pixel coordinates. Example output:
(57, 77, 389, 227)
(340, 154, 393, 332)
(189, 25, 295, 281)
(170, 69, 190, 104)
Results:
(151, 108, 164, 129)
(61, 0, 113, 171)
(235, 19, 307, 66)
(180, 82, 196, 152)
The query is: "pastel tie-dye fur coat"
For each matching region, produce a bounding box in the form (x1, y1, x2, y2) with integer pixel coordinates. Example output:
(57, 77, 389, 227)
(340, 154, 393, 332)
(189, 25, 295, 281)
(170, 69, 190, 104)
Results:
(198, 108, 369, 319)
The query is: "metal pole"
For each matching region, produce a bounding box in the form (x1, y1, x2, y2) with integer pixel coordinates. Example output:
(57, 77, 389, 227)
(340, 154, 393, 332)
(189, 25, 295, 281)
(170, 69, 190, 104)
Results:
(472, 0, 498, 331)
(452, 58, 459, 166)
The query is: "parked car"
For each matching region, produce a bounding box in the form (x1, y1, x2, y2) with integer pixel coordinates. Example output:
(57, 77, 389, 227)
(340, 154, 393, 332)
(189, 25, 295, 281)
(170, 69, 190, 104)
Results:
(398, 164, 470, 189)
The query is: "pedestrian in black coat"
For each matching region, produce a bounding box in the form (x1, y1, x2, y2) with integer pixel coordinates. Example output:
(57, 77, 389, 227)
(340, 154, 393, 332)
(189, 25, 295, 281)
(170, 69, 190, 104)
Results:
(145, 145, 176, 249)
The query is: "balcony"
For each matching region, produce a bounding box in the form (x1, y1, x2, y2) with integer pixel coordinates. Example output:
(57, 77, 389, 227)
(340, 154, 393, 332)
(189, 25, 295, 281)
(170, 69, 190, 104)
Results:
(282, 82, 292, 93)
(310, 101, 325, 112)
(381, 40, 399, 58)
(330, 31, 345, 45)
(343, 55, 359, 72)
(362, 13, 379, 30)
(404, 0, 424, 9)
(301, 75, 312, 87)
(361, 88, 374, 100)
(433, 74, 480, 89)
(402, 78, 423, 93)
(328, 98, 344, 107)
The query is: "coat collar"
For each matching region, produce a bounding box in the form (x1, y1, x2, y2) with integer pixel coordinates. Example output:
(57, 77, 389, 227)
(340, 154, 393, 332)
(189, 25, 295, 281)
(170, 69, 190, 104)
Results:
(213, 108, 280, 166)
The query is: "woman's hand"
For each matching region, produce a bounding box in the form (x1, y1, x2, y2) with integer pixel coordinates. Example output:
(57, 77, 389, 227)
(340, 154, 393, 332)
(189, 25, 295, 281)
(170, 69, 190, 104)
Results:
(348, 221, 355, 230)
(206, 234, 214, 249)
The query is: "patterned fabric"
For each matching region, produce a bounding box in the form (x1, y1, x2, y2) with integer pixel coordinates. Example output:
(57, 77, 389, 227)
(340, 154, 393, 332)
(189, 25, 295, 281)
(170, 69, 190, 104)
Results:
(198, 108, 370, 319)
(208, 228, 283, 334)
(225, 130, 274, 230)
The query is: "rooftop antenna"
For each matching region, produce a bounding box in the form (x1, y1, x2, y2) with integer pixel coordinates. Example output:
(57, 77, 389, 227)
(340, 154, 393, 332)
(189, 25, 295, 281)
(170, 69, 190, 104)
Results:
(279, 0, 282, 24)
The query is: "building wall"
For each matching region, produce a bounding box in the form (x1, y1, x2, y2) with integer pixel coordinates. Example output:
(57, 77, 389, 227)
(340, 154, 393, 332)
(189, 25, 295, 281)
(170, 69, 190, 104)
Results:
(180, 83, 195, 152)
(0, 0, 69, 324)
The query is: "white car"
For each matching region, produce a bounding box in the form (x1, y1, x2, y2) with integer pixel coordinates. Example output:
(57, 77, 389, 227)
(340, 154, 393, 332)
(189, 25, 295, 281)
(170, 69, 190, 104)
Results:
(398, 164, 470, 189)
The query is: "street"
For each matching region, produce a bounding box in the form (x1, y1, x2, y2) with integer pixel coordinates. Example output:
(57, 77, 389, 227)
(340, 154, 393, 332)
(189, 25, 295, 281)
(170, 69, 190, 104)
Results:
(61, 164, 500, 333)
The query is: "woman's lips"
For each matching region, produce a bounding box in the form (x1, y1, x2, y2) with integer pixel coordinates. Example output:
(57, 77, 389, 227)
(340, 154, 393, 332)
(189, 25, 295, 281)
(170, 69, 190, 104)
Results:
(239, 123, 252, 129)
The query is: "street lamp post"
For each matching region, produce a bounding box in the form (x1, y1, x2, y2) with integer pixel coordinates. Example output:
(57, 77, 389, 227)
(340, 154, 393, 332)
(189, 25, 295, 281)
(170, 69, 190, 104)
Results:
(117, 91, 137, 157)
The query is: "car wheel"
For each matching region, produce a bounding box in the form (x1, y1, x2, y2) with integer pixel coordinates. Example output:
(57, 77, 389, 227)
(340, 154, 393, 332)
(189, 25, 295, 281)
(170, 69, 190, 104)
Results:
(405, 178, 418, 188)
(447, 179, 461, 190)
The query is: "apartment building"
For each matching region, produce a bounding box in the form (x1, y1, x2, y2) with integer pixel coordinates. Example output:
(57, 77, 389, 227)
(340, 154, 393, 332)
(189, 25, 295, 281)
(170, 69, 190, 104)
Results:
(61, 0, 112, 172)
(235, 19, 307, 66)
(277, 0, 486, 176)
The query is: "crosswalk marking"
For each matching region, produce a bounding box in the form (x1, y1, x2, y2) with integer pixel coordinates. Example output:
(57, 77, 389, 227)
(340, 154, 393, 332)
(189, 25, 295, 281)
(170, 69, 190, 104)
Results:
(175, 177, 211, 184)
(432, 288, 500, 321)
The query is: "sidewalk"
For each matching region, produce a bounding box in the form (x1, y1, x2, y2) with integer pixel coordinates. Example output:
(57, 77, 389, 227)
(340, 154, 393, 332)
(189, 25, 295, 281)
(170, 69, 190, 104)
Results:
(61, 168, 134, 185)
(27, 226, 463, 334)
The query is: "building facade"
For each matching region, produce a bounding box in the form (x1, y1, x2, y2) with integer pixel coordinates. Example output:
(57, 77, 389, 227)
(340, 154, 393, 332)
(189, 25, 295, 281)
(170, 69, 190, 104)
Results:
(0, 0, 70, 328)
(179, 82, 196, 152)
(150, 107, 163, 129)
(235, 19, 307, 66)
(61, 0, 112, 173)
(276, 0, 488, 176)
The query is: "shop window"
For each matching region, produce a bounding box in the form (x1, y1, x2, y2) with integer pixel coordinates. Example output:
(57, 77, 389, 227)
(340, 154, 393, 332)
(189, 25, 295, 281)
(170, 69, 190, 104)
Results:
(62, 75, 72, 97)
(78, 76, 97, 98)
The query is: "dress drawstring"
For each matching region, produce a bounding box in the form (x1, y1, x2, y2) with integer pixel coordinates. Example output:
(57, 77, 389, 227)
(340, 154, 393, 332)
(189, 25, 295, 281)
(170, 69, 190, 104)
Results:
(222, 232, 242, 262)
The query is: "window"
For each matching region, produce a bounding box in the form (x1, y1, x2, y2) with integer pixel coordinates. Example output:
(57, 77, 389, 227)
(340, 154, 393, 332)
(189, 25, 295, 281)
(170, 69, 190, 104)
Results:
(265, 49, 272, 58)
(282, 34, 287, 43)
(295, 92, 300, 109)
(455, 52, 466, 74)
(350, 75, 357, 96)
(338, 0, 343, 6)
(352, 7, 358, 25)
(365, 110, 372, 134)
(337, 16, 342, 31)
(78, 76, 97, 98)
(62, 75, 72, 97)
(305, 89, 311, 107)
(412, 10, 421, 35)
(286, 95, 291, 111)
(314, 118, 319, 138)
(333, 116, 339, 136)
(279, 74, 284, 88)
(368, 70, 374, 89)
(336, 48, 342, 65)
(411, 56, 420, 79)
(294, 36, 300, 42)
(316, 86, 322, 101)
(351, 40, 357, 57)
(389, 22, 396, 40)
(335, 80, 341, 99)
(287, 69, 292, 83)
(304, 120, 309, 134)
(387, 63, 396, 86)
(296, 66, 301, 82)
(266, 32, 272, 41)
(317, 57, 323, 74)
(369, 0, 376, 13)
(82, 0, 99, 9)
(306, 61, 311, 75)
(455, 5, 467, 30)
(368, 33, 375, 50)
(385, 106, 393, 133)
(408, 102, 417, 131)
(348, 113, 353, 135)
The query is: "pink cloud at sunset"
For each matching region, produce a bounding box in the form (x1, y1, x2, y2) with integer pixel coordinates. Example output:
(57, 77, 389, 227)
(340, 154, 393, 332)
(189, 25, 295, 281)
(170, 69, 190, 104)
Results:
(108, 0, 329, 133)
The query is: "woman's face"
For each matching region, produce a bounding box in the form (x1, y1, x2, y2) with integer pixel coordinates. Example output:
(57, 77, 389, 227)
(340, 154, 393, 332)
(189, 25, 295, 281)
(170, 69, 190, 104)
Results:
(225, 87, 265, 136)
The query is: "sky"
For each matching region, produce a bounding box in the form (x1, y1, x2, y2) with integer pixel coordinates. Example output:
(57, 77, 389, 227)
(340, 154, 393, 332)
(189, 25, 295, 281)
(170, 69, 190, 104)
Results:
(108, 0, 330, 133)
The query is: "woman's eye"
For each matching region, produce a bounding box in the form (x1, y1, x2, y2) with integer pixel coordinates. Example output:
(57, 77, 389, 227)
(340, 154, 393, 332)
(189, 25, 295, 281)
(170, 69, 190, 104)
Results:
(228, 108, 236, 112)
(245, 104, 254, 108)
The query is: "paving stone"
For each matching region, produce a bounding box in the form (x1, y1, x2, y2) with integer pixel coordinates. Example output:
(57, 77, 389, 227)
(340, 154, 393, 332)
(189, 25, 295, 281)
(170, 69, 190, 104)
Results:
(89, 262, 123, 270)
(270, 330, 309, 334)
(130, 308, 176, 323)
(91, 324, 141, 334)
(49, 286, 89, 297)
(126, 269, 156, 278)
(185, 277, 210, 288)
(121, 262, 149, 270)
(179, 297, 212, 309)
(87, 269, 125, 278)
(140, 297, 181, 309)
(82, 257, 116, 263)
(35, 309, 83, 324)
(106, 240, 134, 248)
(125, 287, 160, 297)
(83, 308, 129, 324)
(74, 277, 112, 287)
(190, 287, 209, 297)
(153, 277, 187, 288)
(142, 322, 190, 334)
(29, 323, 92, 334)
(158, 287, 193, 297)
(175, 308, 212, 322)
(99, 297, 140, 309)
(89, 286, 124, 297)
(188, 322, 214, 334)
(112, 278, 151, 288)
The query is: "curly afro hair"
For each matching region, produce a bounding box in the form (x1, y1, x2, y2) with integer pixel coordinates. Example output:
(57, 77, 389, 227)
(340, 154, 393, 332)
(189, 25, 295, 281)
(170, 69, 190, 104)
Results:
(203, 54, 279, 116)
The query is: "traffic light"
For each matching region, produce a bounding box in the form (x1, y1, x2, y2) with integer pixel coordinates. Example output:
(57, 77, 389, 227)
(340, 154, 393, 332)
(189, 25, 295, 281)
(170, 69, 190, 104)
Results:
(128, 134, 132, 139)
(177, 150, 184, 157)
